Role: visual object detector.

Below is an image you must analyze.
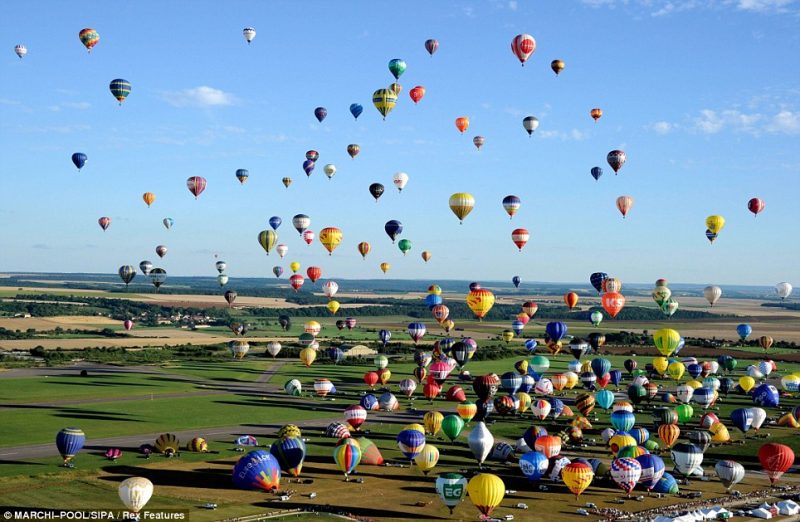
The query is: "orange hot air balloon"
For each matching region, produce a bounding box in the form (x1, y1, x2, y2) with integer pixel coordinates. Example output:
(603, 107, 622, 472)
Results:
(142, 192, 155, 207)
(306, 266, 322, 283)
(511, 228, 529, 251)
(409, 86, 425, 104)
(357, 241, 371, 259)
(551, 373, 568, 392)
(564, 292, 579, 310)
(562, 462, 594, 499)
(590, 108, 603, 122)
(616, 196, 634, 219)
(467, 288, 495, 320)
(421, 251, 432, 262)
(658, 424, 680, 448)
(455, 117, 470, 134)
(601, 292, 625, 318)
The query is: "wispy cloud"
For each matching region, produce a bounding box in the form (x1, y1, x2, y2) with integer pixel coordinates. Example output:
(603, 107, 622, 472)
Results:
(538, 129, 588, 141)
(736, 0, 796, 12)
(690, 108, 799, 135)
(582, 0, 797, 14)
(765, 110, 800, 134)
(162, 86, 237, 108)
(648, 121, 678, 134)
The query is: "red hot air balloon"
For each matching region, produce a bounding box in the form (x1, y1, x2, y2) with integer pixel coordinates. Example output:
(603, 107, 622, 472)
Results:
(289, 274, 304, 292)
(602, 292, 626, 318)
(123, 320, 134, 331)
(425, 39, 439, 56)
(522, 301, 538, 318)
(364, 371, 379, 388)
(564, 292, 579, 310)
(186, 176, 207, 198)
(747, 198, 765, 217)
(511, 228, 529, 251)
(306, 266, 322, 283)
(98, 217, 111, 231)
(511, 34, 536, 65)
(303, 230, 315, 245)
(758, 443, 794, 484)
(455, 117, 470, 134)
(409, 86, 425, 104)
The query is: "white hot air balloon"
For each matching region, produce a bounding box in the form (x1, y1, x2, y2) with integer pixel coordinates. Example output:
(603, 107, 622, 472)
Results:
(393, 172, 409, 192)
(119, 477, 154, 515)
(676, 384, 694, 404)
(323, 164, 336, 179)
(14, 44, 27, 58)
(775, 282, 793, 300)
(703, 285, 722, 306)
(322, 281, 339, 298)
(671, 443, 703, 478)
(276, 244, 288, 258)
(217, 274, 229, 286)
(715, 460, 745, 492)
(266, 341, 282, 358)
(468, 421, 494, 466)
(522, 116, 539, 135)
(749, 407, 766, 430)
(243, 27, 256, 44)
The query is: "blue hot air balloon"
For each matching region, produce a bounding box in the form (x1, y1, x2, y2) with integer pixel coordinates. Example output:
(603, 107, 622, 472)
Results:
(591, 167, 603, 181)
(303, 160, 315, 177)
(525, 339, 537, 353)
(611, 410, 636, 432)
(687, 364, 703, 379)
(269, 437, 307, 477)
(328, 347, 344, 364)
(232, 450, 281, 491)
(511, 320, 525, 336)
(273, 266, 283, 278)
(314, 107, 327, 123)
(71, 152, 87, 170)
(512, 276, 521, 288)
(590, 272, 608, 294)
(736, 324, 752, 341)
(752, 384, 779, 408)
(384, 220, 403, 243)
(630, 427, 650, 446)
(378, 329, 391, 347)
(425, 293, 443, 308)
(609, 369, 623, 387)
(519, 451, 549, 481)
(56, 427, 86, 465)
(360, 394, 378, 411)
(730, 408, 754, 434)
(550, 398, 565, 417)
(652, 472, 679, 494)
(595, 389, 614, 410)
(545, 321, 567, 343)
(396, 429, 426, 460)
(636, 454, 666, 491)
(349, 103, 363, 120)
(500, 372, 522, 395)
(591, 358, 611, 379)
(269, 216, 282, 230)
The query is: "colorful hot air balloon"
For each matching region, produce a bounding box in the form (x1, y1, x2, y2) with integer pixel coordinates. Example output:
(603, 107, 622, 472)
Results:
(319, 227, 343, 255)
(611, 457, 642, 496)
(511, 228, 529, 251)
(257, 230, 278, 255)
(607, 150, 626, 173)
(78, 28, 100, 52)
(473, 135, 485, 150)
(551, 59, 565, 75)
(333, 439, 362, 480)
(590, 108, 603, 122)
(511, 34, 536, 65)
(56, 427, 86, 465)
(373, 88, 397, 120)
(467, 288, 495, 320)
(602, 292, 626, 318)
(109, 79, 131, 105)
(706, 215, 725, 235)
(97, 217, 111, 231)
(449, 193, 475, 223)
(502, 195, 521, 219)
(564, 292, 579, 310)
(747, 197, 765, 216)
(142, 192, 155, 207)
(14, 44, 27, 58)
(758, 443, 794, 485)
(563, 462, 594, 499)
(425, 39, 439, 56)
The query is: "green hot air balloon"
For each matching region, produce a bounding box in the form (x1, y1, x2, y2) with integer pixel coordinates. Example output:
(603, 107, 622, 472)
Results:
(258, 230, 278, 255)
(109, 79, 131, 105)
(398, 239, 412, 255)
(388, 58, 407, 80)
(441, 414, 465, 442)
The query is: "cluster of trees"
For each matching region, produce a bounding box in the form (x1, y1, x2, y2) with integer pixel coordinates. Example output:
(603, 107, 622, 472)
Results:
(0, 327, 128, 340)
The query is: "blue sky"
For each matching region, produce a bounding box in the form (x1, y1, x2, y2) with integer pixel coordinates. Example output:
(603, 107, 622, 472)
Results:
(1, 0, 798, 287)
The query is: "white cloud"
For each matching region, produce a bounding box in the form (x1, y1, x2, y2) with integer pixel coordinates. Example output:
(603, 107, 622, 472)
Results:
(693, 109, 761, 134)
(765, 110, 800, 134)
(649, 121, 677, 134)
(163, 86, 236, 107)
(582, 0, 796, 14)
(736, 0, 796, 11)
(538, 129, 587, 141)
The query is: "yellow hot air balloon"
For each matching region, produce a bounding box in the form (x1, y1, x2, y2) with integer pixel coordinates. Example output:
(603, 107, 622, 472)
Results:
(442, 319, 455, 333)
(516, 391, 531, 413)
(710, 422, 730, 443)
(653, 328, 681, 356)
(739, 375, 755, 393)
(290, 261, 301, 273)
(380, 262, 391, 274)
(467, 473, 505, 517)
(257, 230, 278, 255)
(609, 434, 637, 455)
(415, 444, 439, 475)
(667, 361, 685, 381)
(389, 82, 403, 96)
(421, 251, 432, 262)
(142, 192, 155, 207)
(327, 300, 340, 315)
(562, 462, 594, 499)
(653, 357, 669, 375)
(502, 330, 515, 343)
(604, 277, 622, 293)
(373, 88, 397, 119)
(467, 288, 495, 320)
(319, 227, 343, 255)
(423, 411, 444, 436)
(705, 215, 725, 234)
(686, 379, 702, 390)
(299, 347, 317, 367)
(449, 193, 475, 223)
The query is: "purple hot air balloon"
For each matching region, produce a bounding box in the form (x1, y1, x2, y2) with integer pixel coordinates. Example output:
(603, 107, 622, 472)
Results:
(314, 107, 327, 123)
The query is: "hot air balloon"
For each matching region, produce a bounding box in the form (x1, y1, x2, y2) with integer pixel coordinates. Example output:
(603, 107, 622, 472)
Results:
(373, 88, 397, 119)
(747, 197, 765, 216)
(422, 251, 432, 262)
(257, 230, 278, 255)
(671, 443, 703, 478)
(591, 166, 603, 181)
(397, 429, 426, 462)
(155, 245, 167, 259)
(468, 422, 494, 465)
(142, 192, 155, 207)
(616, 195, 634, 218)
(551, 59, 565, 75)
(590, 108, 603, 122)
(393, 172, 409, 191)
(602, 292, 625, 318)
(319, 227, 343, 255)
(436, 472, 466, 514)
(473, 135, 485, 150)
(71, 152, 87, 170)
(511, 228, 529, 251)
(408, 322, 427, 344)
(607, 150, 626, 173)
(313, 107, 327, 123)
(455, 117, 470, 134)
(511, 34, 536, 65)
(235, 169, 249, 184)
(118, 477, 153, 515)
(224, 289, 237, 307)
(449, 193, 475, 223)
(409, 85, 425, 104)
(564, 292, 579, 310)
(523, 116, 539, 136)
(302, 160, 315, 177)
(96, 216, 111, 231)
(109, 79, 131, 105)
(398, 238, 412, 255)
(467, 288, 495, 320)
(758, 443, 794, 485)
(333, 439, 362, 480)
(368, 183, 385, 202)
(243, 27, 256, 44)
(384, 220, 403, 243)
(775, 282, 792, 300)
(118, 265, 136, 287)
(380, 262, 391, 274)
(14, 44, 27, 58)
(703, 285, 722, 306)
(56, 427, 85, 465)
(715, 460, 745, 492)
(282, 177, 292, 188)
(611, 457, 642, 496)
(563, 462, 594, 499)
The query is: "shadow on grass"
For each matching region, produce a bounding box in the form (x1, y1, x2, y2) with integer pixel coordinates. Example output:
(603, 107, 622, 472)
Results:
(100, 465, 232, 489)
(251, 500, 448, 520)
